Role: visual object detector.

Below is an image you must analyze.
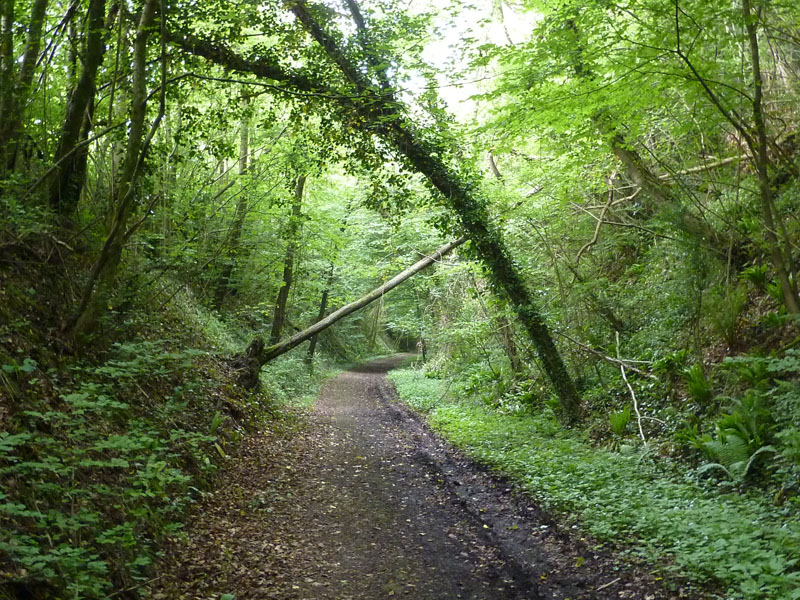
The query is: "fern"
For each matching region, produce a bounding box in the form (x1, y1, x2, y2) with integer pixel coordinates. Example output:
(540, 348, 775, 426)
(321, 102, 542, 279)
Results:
(684, 363, 712, 403)
(702, 433, 749, 468)
(698, 445, 776, 484)
(740, 264, 769, 289)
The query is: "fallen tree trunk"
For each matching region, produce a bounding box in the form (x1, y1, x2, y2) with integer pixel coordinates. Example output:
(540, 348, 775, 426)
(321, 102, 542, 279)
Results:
(168, 18, 582, 420)
(289, 0, 582, 420)
(234, 236, 466, 388)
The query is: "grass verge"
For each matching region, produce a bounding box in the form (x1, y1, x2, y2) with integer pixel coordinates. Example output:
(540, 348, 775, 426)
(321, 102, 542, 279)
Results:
(388, 367, 800, 600)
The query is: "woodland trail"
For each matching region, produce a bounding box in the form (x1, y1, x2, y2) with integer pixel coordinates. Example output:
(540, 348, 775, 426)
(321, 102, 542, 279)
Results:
(150, 355, 677, 600)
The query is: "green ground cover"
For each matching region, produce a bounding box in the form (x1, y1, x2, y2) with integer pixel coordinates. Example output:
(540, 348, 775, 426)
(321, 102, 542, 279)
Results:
(0, 334, 338, 599)
(388, 367, 800, 600)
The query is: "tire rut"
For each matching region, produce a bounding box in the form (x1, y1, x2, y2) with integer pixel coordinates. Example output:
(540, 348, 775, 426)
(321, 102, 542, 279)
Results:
(149, 355, 684, 600)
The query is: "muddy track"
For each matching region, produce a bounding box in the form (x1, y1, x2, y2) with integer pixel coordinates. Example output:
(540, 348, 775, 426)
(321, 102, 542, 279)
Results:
(150, 355, 679, 600)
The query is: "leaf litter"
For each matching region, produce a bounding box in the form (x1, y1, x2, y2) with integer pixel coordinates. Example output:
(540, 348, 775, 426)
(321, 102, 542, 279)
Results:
(148, 355, 686, 599)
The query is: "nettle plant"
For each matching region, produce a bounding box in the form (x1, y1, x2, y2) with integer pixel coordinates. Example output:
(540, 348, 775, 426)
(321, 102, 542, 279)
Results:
(0, 342, 225, 598)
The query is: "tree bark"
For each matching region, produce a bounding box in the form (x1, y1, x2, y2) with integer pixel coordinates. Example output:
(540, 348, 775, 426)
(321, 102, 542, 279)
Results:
(49, 0, 111, 214)
(742, 0, 799, 313)
(306, 286, 329, 360)
(487, 151, 503, 181)
(414, 286, 427, 360)
(0, 0, 15, 144)
(234, 236, 467, 388)
(68, 2, 120, 209)
(307, 204, 351, 360)
(484, 149, 525, 372)
(607, 133, 669, 204)
(0, 0, 48, 172)
(214, 98, 251, 310)
(71, 0, 160, 340)
(472, 273, 523, 372)
(269, 174, 306, 345)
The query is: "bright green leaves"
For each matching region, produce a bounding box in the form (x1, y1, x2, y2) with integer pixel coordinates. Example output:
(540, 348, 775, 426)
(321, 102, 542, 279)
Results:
(0, 432, 32, 455)
(0, 342, 223, 598)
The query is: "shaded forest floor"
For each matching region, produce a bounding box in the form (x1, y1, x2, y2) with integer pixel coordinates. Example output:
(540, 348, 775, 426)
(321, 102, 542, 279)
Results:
(148, 355, 685, 599)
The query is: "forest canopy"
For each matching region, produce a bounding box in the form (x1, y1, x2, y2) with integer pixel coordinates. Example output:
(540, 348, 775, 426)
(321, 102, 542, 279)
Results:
(1, 0, 800, 598)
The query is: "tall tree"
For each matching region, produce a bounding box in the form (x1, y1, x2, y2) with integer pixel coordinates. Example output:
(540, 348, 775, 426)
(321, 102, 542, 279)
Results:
(0, 0, 48, 172)
(48, 0, 115, 214)
(214, 97, 252, 310)
(307, 204, 351, 361)
(0, 0, 17, 157)
(269, 175, 306, 345)
(738, 0, 799, 313)
(71, 0, 162, 340)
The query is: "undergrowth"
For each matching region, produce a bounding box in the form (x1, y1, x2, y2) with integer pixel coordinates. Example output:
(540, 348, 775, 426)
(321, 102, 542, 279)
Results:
(0, 263, 342, 600)
(0, 342, 242, 599)
(0, 345, 341, 599)
(389, 367, 800, 600)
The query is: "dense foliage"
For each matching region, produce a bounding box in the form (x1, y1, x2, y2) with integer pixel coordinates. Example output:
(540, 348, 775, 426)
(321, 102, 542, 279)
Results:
(0, 0, 799, 597)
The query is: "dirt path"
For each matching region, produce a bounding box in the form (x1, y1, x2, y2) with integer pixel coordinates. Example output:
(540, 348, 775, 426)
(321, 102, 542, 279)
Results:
(150, 355, 678, 600)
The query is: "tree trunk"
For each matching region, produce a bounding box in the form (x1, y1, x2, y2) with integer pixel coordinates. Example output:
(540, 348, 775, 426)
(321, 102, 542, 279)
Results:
(0, 0, 48, 172)
(214, 98, 251, 310)
(67, 2, 120, 207)
(742, 0, 799, 313)
(234, 237, 467, 388)
(607, 133, 670, 204)
(496, 314, 522, 372)
(368, 298, 382, 350)
(269, 174, 306, 345)
(414, 285, 427, 360)
(399, 148, 581, 418)
(470, 272, 522, 373)
(0, 0, 15, 144)
(594, 113, 722, 247)
(483, 148, 525, 373)
(306, 286, 329, 361)
(71, 0, 160, 341)
(487, 151, 503, 181)
(307, 204, 351, 360)
(49, 0, 109, 214)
